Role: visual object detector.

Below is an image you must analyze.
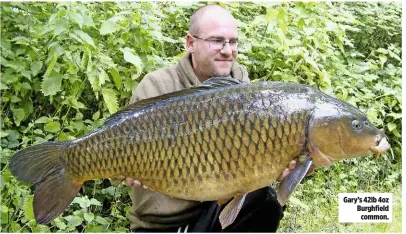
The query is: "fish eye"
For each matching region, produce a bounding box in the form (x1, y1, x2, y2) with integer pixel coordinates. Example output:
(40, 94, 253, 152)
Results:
(352, 120, 362, 130)
(364, 121, 369, 126)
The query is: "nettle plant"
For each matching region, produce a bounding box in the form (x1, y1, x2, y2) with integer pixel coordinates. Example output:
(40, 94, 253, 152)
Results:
(0, 2, 401, 232)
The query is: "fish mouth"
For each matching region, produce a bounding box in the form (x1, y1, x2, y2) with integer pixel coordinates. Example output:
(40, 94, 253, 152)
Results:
(369, 135, 391, 156)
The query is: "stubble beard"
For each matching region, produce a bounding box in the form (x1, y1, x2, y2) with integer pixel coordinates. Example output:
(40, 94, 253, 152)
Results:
(194, 53, 234, 80)
(208, 60, 234, 78)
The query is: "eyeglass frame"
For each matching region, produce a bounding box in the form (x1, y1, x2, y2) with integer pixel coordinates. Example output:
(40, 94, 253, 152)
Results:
(191, 35, 238, 51)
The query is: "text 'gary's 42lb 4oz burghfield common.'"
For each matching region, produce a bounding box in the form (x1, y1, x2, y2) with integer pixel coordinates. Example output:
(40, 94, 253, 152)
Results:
(339, 193, 392, 223)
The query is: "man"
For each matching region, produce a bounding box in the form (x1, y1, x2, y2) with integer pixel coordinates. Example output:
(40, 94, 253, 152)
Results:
(117, 4, 303, 232)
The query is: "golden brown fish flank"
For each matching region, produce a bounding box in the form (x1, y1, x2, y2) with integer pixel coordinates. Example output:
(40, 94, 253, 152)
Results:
(63, 91, 309, 200)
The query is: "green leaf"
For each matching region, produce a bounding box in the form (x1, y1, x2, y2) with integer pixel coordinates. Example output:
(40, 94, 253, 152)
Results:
(376, 48, 388, 54)
(100, 20, 120, 35)
(10, 221, 22, 232)
(98, 68, 108, 86)
(289, 196, 310, 211)
(87, 69, 100, 91)
(387, 113, 402, 120)
(388, 51, 401, 62)
(366, 109, 378, 123)
(10, 96, 21, 103)
(18, 82, 31, 90)
(52, 19, 68, 36)
(0, 175, 5, 191)
(31, 61, 43, 76)
(85, 224, 106, 232)
(70, 99, 86, 110)
(35, 116, 52, 124)
(21, 100, 33, 119)
(378, 54, 387, 65)
(277, 8, 287, 34)
(44, 53, 58, 79)
(57, 132, 76, 141)
(115, 227, 129, 232)
(1, 82, 9, 90)
(23, 195, 35, 220)
(73, 30, 95, 48)
(82, 12, 95, 27)
(21, 70, 31, 80)
(2, 96, 10, 103)
(123, 47, 143, 72)
(69, 11, 83, 28)
(64, 215, 82, 227)
(52, 217, 67, 230)
(11, 108, 25, 126)
(72, 196, 90, 208)
(42, 71, 63, 96)
(30, 223, 51, 233)
(102, 88, 118, 114)
(92, 111, 100, 121)
(89, 198, 102, 206)
(124, 77, 137, 92)
(387, 122, 397, 132)
(265, 8, 277, 22)
(45, 121, 60, 133)
(94, 216, 109, 225)
(110, 68, 122, 89)
(1, 57, 20, 71)
(0, 131, 9, 138)
(84, 213, 94, 223)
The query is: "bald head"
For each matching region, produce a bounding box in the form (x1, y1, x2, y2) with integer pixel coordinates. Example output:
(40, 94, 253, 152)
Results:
(189, 5, 237, 35)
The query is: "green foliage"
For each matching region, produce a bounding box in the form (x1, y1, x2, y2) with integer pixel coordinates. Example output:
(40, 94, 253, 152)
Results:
(1, 2, 401, 232)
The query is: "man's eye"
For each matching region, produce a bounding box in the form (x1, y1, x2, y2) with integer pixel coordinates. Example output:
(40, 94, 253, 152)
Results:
(211, 39, 224, 43)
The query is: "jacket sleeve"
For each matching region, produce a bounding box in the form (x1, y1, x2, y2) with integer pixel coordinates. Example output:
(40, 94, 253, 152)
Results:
(129, 74, 163, 104)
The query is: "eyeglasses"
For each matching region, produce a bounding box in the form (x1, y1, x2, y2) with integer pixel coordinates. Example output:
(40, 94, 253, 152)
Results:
(192, 35, 238, 51)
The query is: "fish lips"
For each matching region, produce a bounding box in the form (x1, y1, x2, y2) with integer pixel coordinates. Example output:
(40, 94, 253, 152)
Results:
(369, 135, 391, 156)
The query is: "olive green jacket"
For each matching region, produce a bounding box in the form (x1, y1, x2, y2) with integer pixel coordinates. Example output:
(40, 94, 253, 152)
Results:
(127, 53, 249, 230)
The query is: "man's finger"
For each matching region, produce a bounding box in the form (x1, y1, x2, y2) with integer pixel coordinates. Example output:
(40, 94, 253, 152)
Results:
(124, 178, 144, 187)
(288, 160, 297, 170)
(277, 168, 290, 182)
(125, 178, 133, 187)
(133, 180, 142, 187)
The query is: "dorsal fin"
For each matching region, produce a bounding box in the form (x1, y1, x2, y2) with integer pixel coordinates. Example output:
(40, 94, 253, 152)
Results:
(201, 76, 246, 88)
(103, 77, 245, 127)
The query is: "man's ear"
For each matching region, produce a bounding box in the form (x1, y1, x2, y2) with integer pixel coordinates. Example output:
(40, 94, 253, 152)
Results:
(186, 34, 195, 53)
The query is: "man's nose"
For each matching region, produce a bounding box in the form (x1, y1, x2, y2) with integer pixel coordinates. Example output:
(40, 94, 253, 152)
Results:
(220, 42, 233, 54)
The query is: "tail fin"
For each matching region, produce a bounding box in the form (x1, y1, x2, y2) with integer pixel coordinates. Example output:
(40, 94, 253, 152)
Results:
(8, 142, 82, 224)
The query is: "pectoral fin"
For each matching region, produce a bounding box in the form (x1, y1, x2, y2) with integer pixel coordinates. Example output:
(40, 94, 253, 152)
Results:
(277, 156, 313, 206)
(219, 194, 246, 229)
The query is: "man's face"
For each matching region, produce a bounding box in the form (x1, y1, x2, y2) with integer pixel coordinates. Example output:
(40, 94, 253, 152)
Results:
(189, 15, 238, 82)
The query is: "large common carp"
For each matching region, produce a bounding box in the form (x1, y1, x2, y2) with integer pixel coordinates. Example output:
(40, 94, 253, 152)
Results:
(9, 77, 390, 227)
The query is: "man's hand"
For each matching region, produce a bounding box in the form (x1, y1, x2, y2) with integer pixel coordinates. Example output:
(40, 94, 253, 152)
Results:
(110, 175, 149, 189)
(111, 158, 315, 187)
(277, 158, 315, 182)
